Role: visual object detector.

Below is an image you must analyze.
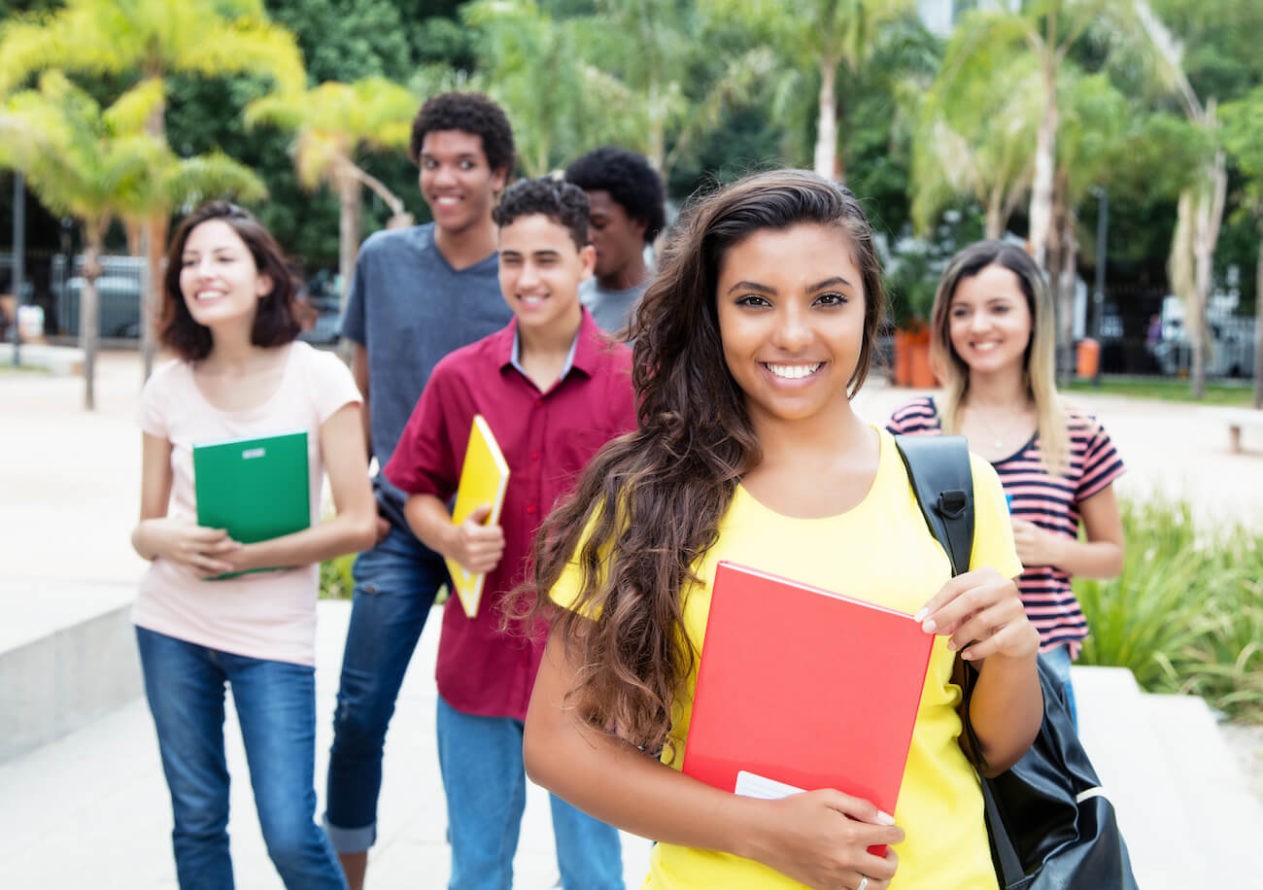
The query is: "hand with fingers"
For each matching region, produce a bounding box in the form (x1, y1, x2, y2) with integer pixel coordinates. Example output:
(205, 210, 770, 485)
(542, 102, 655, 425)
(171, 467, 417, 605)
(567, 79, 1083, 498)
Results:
(448, 503, 506, 575)
(913, 567, 1040, 663)
(1009, 518, 1062, 569)
(741, 788, 902, 890)
(137, 517, 243, 579)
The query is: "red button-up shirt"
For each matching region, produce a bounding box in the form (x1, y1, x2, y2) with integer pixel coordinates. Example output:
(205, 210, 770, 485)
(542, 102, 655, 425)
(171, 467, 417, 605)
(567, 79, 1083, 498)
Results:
(385, 310, 636, 720)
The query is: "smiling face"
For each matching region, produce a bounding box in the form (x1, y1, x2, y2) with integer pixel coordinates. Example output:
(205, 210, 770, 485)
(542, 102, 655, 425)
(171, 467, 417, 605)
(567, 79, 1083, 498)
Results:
(497, 212, 595, 337)
(947, 263, 1033, 379)
(716, 223, 866, 431)
(418, 129, 507, 237)
(178, 219, 271, 330)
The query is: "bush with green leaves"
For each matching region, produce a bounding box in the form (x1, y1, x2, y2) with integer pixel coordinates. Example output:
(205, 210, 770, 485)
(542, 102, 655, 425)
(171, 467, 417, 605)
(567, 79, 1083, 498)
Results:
(319, 553, 357, 600)
(1075, 497, 1263, 722)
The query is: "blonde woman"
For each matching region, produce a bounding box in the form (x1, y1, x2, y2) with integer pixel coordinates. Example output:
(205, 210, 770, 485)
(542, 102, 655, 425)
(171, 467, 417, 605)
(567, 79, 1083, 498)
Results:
(887, 240, 1125, 721)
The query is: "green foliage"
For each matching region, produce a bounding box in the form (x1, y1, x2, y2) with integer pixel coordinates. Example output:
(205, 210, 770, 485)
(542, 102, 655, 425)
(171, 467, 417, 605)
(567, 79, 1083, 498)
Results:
(319, 552, 357, 600)
(1075, 498, 1263, 721)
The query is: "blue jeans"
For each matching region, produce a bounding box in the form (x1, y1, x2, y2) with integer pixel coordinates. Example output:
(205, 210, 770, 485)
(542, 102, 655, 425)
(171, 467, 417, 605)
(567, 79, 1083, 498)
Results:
(1043, 644, 1079, 728)
(436, 696, 623, 890)
(136, 626, 346, 890)
(324, 524, 447, 852)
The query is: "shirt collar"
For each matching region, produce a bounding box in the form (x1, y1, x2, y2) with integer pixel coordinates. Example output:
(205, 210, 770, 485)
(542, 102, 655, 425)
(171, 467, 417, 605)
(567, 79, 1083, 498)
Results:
(499, 307, 607, 380)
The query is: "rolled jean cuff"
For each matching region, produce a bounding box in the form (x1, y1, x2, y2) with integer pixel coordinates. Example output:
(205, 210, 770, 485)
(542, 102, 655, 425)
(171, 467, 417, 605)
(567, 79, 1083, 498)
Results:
(323, 814, 376, 854)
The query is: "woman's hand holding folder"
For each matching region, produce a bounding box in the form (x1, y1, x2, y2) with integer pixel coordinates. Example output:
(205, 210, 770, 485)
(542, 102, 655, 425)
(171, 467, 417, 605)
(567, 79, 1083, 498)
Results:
(132, 517, 243, 578)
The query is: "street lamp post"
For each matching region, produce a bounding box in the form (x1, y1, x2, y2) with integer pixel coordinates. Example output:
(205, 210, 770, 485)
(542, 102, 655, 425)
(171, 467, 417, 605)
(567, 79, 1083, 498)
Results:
(1091, 187, 1108, 387)
(10, 174, 26, 368)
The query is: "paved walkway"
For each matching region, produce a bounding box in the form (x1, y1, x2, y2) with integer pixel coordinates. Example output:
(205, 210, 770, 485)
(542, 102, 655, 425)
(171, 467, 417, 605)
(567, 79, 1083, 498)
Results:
(2, 349, 1262, 887)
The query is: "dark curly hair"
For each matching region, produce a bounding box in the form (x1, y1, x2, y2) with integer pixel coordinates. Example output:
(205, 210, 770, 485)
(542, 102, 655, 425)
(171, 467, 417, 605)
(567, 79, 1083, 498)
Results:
(564, 146, 666, 243)
(408, 91, 515, 176)
(492, 177, 591, 250)
(525, 169, 886, 757)
(160, 202, 300, 362)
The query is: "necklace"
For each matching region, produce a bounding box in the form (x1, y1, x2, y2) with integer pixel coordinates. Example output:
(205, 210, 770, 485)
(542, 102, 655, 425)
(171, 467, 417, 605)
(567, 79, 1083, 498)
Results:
(967, 407, 1022, 452)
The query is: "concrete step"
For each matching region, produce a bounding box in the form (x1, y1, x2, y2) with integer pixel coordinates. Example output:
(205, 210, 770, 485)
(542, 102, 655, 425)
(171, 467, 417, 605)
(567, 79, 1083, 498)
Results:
(0, 578, 141, 763)
(1073, 665, 1263, 889)
(0, 342, 84, 376)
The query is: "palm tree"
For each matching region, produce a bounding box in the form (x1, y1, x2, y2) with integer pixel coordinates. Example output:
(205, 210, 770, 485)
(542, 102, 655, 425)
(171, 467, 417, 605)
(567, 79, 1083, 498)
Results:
(911, 44, 1042, 239)
(1135, 1, 1228, 399)
(245, 77, 418, 307)
(0, 0, 304, 377)
(0, 73, 264, 409)
(705, 0, 914, 182)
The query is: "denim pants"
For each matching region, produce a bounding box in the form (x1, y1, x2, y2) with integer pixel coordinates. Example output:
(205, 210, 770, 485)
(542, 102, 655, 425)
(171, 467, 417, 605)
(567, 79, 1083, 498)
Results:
(324, 525, 447, 852)
(436, 696, 624, 890)
(135, 626, 346, 890)
(1043, 644, 1079, 728)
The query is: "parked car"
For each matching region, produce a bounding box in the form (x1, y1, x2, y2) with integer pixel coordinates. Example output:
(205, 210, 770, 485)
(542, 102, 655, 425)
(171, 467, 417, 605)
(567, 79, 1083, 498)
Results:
(51, 254, 146, 339)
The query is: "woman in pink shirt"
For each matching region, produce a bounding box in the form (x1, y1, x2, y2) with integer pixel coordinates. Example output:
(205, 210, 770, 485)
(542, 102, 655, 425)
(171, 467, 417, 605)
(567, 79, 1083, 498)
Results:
(130, 202, 376, 889)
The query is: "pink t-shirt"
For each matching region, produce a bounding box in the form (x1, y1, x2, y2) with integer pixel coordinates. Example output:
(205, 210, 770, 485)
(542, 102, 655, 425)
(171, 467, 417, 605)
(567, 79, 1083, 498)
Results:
(134, 341, 361, 666)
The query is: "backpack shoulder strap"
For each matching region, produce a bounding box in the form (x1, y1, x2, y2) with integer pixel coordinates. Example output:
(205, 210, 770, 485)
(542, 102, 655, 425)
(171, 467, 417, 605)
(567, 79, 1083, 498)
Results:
(893, 435, 975, 577)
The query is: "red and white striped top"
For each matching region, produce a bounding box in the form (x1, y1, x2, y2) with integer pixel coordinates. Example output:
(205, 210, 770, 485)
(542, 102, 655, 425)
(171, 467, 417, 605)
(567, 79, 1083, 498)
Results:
(887, 396, 1126, 656)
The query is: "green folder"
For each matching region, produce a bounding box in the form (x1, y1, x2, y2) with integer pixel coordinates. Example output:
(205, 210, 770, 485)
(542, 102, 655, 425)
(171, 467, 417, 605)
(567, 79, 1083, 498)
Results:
(193, 430, 311, 578)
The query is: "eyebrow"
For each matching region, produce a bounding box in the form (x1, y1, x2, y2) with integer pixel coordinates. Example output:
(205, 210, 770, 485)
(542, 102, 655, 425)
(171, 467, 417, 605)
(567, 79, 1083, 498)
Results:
(725, 275, 854, 296)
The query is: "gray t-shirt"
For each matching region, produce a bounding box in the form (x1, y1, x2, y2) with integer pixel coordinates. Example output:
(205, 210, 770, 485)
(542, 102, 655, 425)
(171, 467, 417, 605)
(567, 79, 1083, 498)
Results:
(579, 277, 649, 334)
(341, 223, 511, 525)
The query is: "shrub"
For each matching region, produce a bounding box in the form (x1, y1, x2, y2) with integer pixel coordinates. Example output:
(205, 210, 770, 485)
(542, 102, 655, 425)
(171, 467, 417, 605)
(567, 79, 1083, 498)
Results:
(1075, 497, 1263, 722)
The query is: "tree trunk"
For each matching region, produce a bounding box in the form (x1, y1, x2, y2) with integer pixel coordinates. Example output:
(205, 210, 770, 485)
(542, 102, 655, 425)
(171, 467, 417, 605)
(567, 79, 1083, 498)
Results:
(337, 173, 362, 310)
(141, 83, 168, 383)
(1028, 64, 1058, 269)
(1189, 146, 1227, 400)
(814, 57, 839, 181)
(140, 216, 165, 382)
(1254, 233, 1263, 409)
(81, 224, 105, 412)
(984, 198, 1003, 240)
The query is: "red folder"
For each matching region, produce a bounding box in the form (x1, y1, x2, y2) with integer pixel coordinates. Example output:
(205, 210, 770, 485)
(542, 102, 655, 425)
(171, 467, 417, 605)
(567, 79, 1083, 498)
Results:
(682, 561, 934, 848)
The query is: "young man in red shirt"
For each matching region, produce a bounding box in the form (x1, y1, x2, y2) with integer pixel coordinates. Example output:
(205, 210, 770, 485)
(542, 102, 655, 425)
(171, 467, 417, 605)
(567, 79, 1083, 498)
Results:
(384, 178, 634, 889)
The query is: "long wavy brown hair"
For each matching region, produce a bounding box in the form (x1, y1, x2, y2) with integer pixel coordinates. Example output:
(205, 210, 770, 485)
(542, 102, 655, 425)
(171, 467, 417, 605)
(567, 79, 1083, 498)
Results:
(526, 169, 887, 757)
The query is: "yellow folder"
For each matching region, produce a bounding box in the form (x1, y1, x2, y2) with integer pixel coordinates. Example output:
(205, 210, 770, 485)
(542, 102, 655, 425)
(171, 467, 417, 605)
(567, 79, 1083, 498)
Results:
(446, 414, 510, 618)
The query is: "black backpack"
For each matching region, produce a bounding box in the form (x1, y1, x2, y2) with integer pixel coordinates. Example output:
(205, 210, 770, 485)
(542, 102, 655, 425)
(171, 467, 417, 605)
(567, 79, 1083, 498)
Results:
(894, 434, 1139, 890)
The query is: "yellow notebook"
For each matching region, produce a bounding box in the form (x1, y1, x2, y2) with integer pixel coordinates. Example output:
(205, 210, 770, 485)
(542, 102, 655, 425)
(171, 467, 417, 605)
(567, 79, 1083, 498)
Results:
(447, 414, 510, 618)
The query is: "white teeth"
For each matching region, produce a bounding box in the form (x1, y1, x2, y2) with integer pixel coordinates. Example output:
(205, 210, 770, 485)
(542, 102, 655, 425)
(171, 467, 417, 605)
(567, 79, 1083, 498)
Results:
(766, 363, 822, 379)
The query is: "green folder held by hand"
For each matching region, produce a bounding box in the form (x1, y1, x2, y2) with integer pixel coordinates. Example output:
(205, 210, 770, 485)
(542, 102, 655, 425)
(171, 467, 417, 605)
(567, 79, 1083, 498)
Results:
(193, 430, 311, 579)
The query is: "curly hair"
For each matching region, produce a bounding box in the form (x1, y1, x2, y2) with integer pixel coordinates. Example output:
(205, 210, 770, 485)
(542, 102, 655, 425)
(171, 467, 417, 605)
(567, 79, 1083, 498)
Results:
(492, 177, 590, 250)
(408, 91, 515, 176)
(160, 202, 300, 362)
(564, 146, 666, 243)
(929, 240, 1069, 473)
(525, 169, 886, 757)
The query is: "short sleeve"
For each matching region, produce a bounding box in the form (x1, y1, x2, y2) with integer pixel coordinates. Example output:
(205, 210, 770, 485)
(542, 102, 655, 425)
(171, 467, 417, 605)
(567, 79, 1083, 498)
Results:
(1074, 413, 1125, 502)
(886, 397, 940, 436)
(547, 508, 614, 618)
(306, 347, 362, 424)
(339, 240, 370, 345)
(968, 454, 1023, 579)
(136, 359, 180, 438)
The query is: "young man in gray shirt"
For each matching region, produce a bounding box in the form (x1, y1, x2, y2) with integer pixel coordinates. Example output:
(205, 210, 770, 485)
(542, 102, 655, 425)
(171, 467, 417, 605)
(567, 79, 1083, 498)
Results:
(325, 91, 515, 890)
(564, 146, 666, 335)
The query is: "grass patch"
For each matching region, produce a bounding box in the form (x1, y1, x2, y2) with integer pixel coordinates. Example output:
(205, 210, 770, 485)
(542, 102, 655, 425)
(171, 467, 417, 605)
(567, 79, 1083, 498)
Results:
(1075, 497, 1263, 722)
(319, 552, 357, 599)
(1065, 376, 1255, 406)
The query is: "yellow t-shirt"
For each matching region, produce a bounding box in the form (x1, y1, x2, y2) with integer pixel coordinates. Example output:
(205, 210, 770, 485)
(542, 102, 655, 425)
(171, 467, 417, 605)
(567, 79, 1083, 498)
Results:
(553, 428, 1023, 889)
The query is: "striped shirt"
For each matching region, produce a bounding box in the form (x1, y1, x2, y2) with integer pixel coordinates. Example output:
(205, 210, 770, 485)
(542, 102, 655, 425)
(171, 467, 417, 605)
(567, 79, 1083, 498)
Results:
(887, 396, 1125, 655)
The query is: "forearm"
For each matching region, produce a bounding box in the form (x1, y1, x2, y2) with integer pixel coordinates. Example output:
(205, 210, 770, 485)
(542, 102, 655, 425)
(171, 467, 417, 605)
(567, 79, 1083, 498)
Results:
(1051, 536, 1123, 579)
(404, 493, 458, 557)
(131, 520, 163, 561)
(524, 644, 765, 855)
(235, 509, 377, 571)
(967, 648, 1042, 775)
